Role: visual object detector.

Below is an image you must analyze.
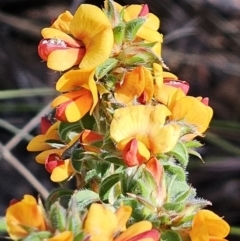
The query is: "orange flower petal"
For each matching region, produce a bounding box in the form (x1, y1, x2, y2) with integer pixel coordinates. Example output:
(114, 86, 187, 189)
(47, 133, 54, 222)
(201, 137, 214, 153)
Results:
(115, 206, 132, 232)
(70, 4, 113, 69)
(6, 195, 46, 240)
(51, 11, 73, 33)
(114, 221, 152, 241)
(47, 231, 74, 241)
(47, 48, 85, 71)
(41, 28, 80, 47)
(27, 135, 51, 152)
(56, 69, 98, 114)
(50, 159, 74, 182)
(84, 203, 118, 240)
(170, 96, 213, 134)
(36, 149, 64, 164)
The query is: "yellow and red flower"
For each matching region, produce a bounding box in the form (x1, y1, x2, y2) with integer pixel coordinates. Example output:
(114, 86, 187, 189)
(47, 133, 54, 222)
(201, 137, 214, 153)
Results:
(38, 4, 114, 71)
(52, 69, 98, 122)
(84, 203, 160, 241)
(114, 66, 154, 105)
(110, 105, 181, 166)
(5, 195, 47, 240)
(189, 210, 230, 241)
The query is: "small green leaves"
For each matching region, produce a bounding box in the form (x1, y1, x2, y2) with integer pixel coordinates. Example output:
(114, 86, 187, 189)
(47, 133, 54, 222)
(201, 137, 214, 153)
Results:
(95, 58, 118, 79)
(113, 24, 125, 46)
(99, 173, 121, 202)
(161, 230, 182, 241)
(45, 188, 73, 210)
(75, 190, 99, 210)
(125, 18, 146, 41)
(169, 141, 189, 168)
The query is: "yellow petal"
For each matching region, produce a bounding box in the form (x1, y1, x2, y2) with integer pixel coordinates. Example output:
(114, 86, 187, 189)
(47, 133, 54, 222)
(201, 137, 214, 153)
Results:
(6, 195, 46, 240)
(153, 63, 163, 87)
(56, 69, 94, 92)
(41, 28, 80, 47)
(115, 221, 152, 241)
(56, 69, 98, 114)
(151, 123, 181, 154)
(48, 231, 74, 241)
(189, 211, 209, 241)
(70, 4, 113, 69)
(110, 105, 172, 153)
(50, 159, 73, 182)
(79, 28, 114, 69)
(137, 27, 163, 43)
(170, 96, 213, 134)
(51, 11, 73, 33)
(84, 203, 118, 240)
(200, 210, 230, 238)
(163, 71, 178, 80)
(144, 13, 160, 30)
(114, 67, 145, 104)
(115, 206, 132, 232)
(36, 149, 64, 164)
(27, 135, 51, 151)
(47, 48, 85, 71)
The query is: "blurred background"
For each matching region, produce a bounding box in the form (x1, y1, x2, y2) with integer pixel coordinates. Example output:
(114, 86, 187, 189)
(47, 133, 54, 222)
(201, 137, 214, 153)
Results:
(0, 0, 240, 240)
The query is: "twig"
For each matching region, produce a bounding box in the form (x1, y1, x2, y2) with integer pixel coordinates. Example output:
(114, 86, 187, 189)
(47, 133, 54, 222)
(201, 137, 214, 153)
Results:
(1, 103, 53, 199)
(4, 103, 52, 151)
(0, 144, 49, 200)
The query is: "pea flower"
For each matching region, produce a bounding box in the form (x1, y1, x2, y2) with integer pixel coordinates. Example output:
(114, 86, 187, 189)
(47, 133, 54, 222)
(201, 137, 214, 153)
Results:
(110, 105, 181, 166)
(189, 210, 230, 241)
(5, 195, 47, 240)
(38, 4, 114, 71)
(52, 69, 98, 122)
(84, 203, 160, 241)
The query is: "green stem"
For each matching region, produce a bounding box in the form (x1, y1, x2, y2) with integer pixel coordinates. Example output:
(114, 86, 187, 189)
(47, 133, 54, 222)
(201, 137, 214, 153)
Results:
(206, 132, 240, 156)
(230, 226, 240, 236)
(0, 88, 57, 99)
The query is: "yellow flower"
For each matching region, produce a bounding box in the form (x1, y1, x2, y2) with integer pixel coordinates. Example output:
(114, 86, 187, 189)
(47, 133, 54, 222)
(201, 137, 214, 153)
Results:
(27, 121, 63, 163)
(38, 4, 114, 71)
(52, 69, 98, 122)
(5, 195, 46, 240)
(189, 210, 230, 241)
(45, 154, 75, 182)
(84, 203, 160, 241)
(114, 66, 154, 105)
(110, 105, 181, 165)
(47, 231, 74, 241)
(169, 96, 213, 136)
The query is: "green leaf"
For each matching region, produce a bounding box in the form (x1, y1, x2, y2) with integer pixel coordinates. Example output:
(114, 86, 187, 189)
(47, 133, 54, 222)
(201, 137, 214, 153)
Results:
(161, 230, 182, 241)
(108, 182, 122, 205)
(95, 58, 118, 79)
(169, 141, 189, 168)
(22, 231, 52, 241)
(71, 149, 85, 172)
(188, 149, 204, 162)
(163, 202, 185, 213)
(113, 24, 125, 46)
(74, 232, 85, 241)
(0, 218, 6, 233)
(99, 173, 121, 202)
(163, 162, 186, 181)
(168, 180, 190, 203)
(125, 18, 146, 41)
(59, 121, 83, 142)
(75, 189, 99, 210)
(102, 154, 124, 166)
(49, 202, 66, 232)
(184, 140, 203, 149)
(45, 188, 73, 211)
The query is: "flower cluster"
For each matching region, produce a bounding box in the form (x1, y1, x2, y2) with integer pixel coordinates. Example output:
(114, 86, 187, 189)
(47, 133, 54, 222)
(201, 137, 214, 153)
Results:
(3, 0, 230, 241)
